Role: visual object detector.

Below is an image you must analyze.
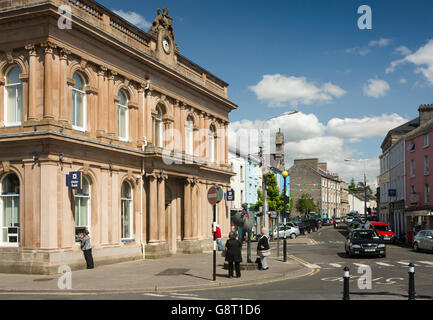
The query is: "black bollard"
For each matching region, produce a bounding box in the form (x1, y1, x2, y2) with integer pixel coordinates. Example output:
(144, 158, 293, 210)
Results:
(408, 262, 415, 300)
(343, 266, 350, 300)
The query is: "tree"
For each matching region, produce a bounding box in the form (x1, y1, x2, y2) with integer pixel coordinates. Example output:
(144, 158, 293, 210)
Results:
(348, 178, 356, 194)
(251, 171, 285, 214)
(295, 193, 318, 216)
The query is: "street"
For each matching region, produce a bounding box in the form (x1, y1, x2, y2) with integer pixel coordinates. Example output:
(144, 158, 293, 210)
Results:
(2, 226, 433, 300)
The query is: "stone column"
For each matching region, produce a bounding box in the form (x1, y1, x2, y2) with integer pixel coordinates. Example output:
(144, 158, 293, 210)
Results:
(42, 41, 57, 119)
(183, 177, 193, 240)
(137, 85, 144, 142)
(157, 172, 167, 242)
(224, 122, 229, 165)
(25, 44, 38, 121)
(107, 70, 117, 137)
(96, 66, 107, 137)
(59, 49, 70, 124)
(147, 173, 158, 243)
(145, 90, 152, 144)
(191, 180, 198, 239)
(180, 102, 186, 154)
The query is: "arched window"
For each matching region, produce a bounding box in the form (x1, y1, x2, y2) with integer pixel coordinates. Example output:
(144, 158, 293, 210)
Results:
(118, 90, 129, 141)
(72, 72, 86, 131)
(4, 66, 23, 126)
(74, 176, 90, 242)
(0, 173, 20, 246)
(209, 125, 215, 163)
(121, 181, 133, 240)
(185, 116, 194, 155)
(155, 105, 163, 148)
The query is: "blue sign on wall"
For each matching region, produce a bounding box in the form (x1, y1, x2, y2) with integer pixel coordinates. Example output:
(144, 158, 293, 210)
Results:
(66, 172, 83, 190)
(226, 189, 235, 201)
(388, 189, 397, 197)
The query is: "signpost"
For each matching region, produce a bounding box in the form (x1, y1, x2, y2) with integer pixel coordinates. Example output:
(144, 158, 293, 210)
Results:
(225, 189, 235, 201)
(208, 185, 223, 281)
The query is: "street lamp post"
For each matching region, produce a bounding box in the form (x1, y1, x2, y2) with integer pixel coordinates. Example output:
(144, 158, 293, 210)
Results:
(282, 170, 289, 262)
(259, 110, 298, 233)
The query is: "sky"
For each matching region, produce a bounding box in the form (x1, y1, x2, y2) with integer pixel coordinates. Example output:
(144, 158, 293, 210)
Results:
(99, 0, 433, 188)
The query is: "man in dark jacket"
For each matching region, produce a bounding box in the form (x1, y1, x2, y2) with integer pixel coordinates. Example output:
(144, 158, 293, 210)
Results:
(225, 231, 242, 278)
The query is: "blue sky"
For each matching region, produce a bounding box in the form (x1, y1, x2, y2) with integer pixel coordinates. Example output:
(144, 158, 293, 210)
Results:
(99, 0, 433, 186)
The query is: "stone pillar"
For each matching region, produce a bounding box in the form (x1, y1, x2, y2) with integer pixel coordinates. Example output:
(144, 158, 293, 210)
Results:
(145, 90, 152, 144)
(183, 177, 193, 240)
(180, 102, 186, 154)
(107, 70, 117, 137)
(157, 172, 167, 242)
(137, 85, 144, 142)
(224, 122, 229, 164)
(25, 44, 38, 121)
(42, 41, 56, 119)
(191, 181, 198, 239)
(59, 49, 70, 124)
(147, 173, 158, 243)
(96, 66, 107, 137)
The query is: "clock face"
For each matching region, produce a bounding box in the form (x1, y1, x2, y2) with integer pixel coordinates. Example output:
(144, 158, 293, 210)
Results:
(163, 39, 170, 53)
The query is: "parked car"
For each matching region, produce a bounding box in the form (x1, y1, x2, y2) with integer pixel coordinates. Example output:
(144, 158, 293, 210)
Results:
(413, 230, 433, 252)
(334, 217, 342, 228)
(296, 220, 312, 234)
(306, 218, 321, 231)
(272, 225, 300, 239)
(363, 221, 395, 243)
(322, 219, 332, 226)
(345, 216, 354, 223)
(345, 229, 386, 258)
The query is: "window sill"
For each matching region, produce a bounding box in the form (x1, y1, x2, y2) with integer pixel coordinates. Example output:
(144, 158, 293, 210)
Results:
(3, 123, 22, 128)
(121, 239, 135, 243)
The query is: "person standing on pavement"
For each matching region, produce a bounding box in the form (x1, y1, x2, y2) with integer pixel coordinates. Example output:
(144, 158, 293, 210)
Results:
(215, 224, 223, 251)
(81, 229, 94, 269)
(225, 231, 242, 278)
(257, 227, 270, 270)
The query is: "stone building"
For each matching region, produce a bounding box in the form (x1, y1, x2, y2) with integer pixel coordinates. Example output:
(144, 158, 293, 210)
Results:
(0, 0, 237, 274)
(288, 159, 344, 218)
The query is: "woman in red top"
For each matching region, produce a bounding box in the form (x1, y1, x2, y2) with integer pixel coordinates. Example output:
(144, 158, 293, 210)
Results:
(215, 224, 223, 251)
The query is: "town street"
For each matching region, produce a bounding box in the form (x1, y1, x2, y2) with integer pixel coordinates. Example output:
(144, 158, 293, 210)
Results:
(3, 226, 433, 300)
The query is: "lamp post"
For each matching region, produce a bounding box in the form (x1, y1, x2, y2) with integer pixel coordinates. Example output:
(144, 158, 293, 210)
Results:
(345, 159, 368, 220)
(282, 170, 289, 262)
(259, 110, 298, 232)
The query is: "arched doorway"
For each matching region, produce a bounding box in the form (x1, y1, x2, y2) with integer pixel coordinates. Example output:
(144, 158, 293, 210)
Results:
(0, 173, 20, 247)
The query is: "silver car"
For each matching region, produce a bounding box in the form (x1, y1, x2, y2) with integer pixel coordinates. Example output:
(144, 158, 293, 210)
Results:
(413, 230, 433, 252)
(273, 224, 300, 239)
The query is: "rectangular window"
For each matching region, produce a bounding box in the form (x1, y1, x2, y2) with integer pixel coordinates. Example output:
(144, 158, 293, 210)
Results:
(411, 185, 415, 194)
(425, 135, 430, 147)
(410, 159, 415, 177)
(425, 184, 430, 203)
(425, 156, 429, 175)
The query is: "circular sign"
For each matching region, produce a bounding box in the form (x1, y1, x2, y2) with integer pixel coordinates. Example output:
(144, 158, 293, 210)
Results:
(208, 186, 218, 205)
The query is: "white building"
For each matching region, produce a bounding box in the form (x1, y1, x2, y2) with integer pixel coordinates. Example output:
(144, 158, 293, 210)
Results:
(229, 150, 246, 211)
(348, 193, 376, 216)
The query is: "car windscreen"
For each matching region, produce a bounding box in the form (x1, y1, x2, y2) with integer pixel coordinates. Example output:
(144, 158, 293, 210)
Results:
(373, 225, 390, 232)
(352, 231, 378, 239)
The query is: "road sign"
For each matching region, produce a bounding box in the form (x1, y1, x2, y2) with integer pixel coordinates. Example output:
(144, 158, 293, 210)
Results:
(67, 171, 83, 190)
(225, 189, 235, 201)
(388, 189, 397, 197)
(208, 186, 218, 205)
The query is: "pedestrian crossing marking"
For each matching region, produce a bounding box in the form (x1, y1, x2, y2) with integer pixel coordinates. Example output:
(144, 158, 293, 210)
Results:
(143, 293, 166, 297)
(329, 263, 342, 268)
(419, 261, 433, 266)
(353, 263, 369, 267)
(305, 264, 321, 269)
(396, 261, 419, 267)
(375, 262, 394, 267)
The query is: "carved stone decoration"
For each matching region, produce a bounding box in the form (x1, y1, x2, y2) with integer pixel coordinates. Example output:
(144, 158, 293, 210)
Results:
(59, 48, 71, 60)
(97, 65, 107, 76)
(5, 51, 14, 64)
(40, 41, 57, 53)
(82, 163, 89, 175)
(80, 59, 87, 69)
(24, 44, 37, 56)
(2, 161, 10, 173)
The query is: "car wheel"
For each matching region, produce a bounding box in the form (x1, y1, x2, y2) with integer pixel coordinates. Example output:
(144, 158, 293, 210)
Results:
(290, 233, 296, 239)
(414, 242, 420, 252)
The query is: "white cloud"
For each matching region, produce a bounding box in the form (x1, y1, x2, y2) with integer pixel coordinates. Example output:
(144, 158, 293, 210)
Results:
(387, 39, 433, 85)
(369, 38, 392, 47)
(112, 9, 151, 29)
(249, 74, 346, 107)
(326, 114, 408, 141)
(346, 47, 371, 56)
(395, 45, 412, 56)
(362, 79, 390, 98)
(399, 78, 407, 84)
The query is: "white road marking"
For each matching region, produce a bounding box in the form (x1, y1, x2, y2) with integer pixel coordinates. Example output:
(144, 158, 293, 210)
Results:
(143, 293, 167, 297)
(305, 264, 321, 269)
(353, 263, 369, 268)
(329, 263, 342, 268)
(171, 295, 213, 300)
(171, 293, 199, 297)
(397, 261, 419, 267)
(418, 261, 433, 266)
(231, 298, 252, 300)
(375, 262, 394, 267)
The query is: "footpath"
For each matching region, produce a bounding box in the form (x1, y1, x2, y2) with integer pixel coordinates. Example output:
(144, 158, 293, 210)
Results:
(0, 236, 317, 294)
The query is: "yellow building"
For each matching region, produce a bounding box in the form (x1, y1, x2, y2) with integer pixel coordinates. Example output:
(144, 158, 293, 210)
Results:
(0, 0, 237, 274)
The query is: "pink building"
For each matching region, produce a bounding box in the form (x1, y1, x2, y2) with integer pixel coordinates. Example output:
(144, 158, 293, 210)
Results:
(405, 109, 433, 234)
